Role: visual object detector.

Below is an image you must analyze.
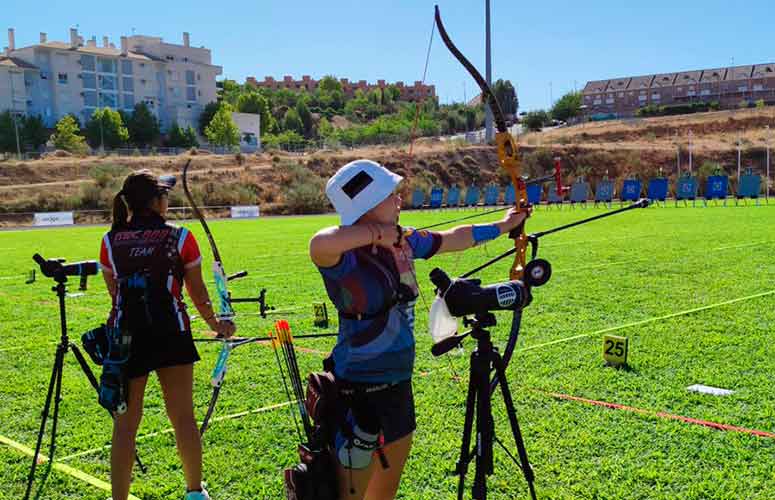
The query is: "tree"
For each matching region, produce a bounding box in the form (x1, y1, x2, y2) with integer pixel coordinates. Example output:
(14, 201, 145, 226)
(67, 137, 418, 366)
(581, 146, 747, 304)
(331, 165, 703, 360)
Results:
(0, 111, 18, 153)
(282, 108, 304, 135)
(125, 103, 160, 147)
(551, 91, 582, 122)
(198, 101, 220, 135)
(166, 122, 198, 148)
(237, 91, 275, 135)
(51, 115, 87, 153)
(184, 126, 200, 148)
(316, 75, 345, 111)
(84, 108, 129, 149)
(21, 115, 49, 151)
(317, 116, 335, 140)
(218, 79, 243, 107)
(295, 99, 313, 137)
(385, 84, 401, 103)
(204, 105, 240, 147)
(493, 79, 518, 116)
(523, 110, 549, 132)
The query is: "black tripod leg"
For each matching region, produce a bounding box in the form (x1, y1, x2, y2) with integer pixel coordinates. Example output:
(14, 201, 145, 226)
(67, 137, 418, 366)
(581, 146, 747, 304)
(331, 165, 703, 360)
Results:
(492, 355, 537, 500)
(23, 346, 64, 500)
(47, 349, 65, 459)
(472, 350, 494, 500)
(69, 344, 147, 473)
(456, 352, 479, 500)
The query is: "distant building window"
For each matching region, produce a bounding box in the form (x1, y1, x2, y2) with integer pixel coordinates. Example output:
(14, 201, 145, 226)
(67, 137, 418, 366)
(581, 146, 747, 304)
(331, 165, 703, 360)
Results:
(738, 85, 747, 92)
(651, 93, 660, 100)
(687, 90, 696, 96)
(638, 95, 647, 102)
(83, 91, 98, 107)
(186, 87, 196, 101)
(123, 93, 134, 109)
(80, 55, 96, 71)
(122, 77, 134, 92)
(98, 57, 116, 74)
(99, 75, 117, 91)
(186, 70, 195, 85)
(197, 73, 201, 81)
(606, 97, 614, 104)
(700, 89, 711, 96)
(82, 73, 97, 89)
(58, 73, 68, 84)
(618, 92, 624, 97)
(99, 92, 118, 108)
(593, 99, 602, 105)
(754, 84, 764, 91)
(121, 60, 133, 75)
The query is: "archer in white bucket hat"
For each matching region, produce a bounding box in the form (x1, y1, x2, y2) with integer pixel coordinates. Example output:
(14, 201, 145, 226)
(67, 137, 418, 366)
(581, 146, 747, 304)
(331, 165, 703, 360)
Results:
(308, 158, 530, 500)
(325, 159, 404, 226)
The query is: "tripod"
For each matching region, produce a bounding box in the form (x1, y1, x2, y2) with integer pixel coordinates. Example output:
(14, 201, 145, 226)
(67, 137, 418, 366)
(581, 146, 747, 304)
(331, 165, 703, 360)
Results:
(23, 260, 145, 500)
(455, 313, 537, 500)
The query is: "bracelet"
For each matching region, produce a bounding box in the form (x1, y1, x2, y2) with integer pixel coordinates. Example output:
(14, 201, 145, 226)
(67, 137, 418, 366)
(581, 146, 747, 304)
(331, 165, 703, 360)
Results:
(394, 224, 403, 247)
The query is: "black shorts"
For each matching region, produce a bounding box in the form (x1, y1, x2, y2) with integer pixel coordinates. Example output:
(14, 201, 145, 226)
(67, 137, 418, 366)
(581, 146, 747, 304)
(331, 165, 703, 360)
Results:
(338, 379, 415, 444)
(126, 328, 200, 379)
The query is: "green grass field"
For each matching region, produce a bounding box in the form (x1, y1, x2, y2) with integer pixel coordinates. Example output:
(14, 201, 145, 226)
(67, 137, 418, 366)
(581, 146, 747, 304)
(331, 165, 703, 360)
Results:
(1, 203, 774, 500)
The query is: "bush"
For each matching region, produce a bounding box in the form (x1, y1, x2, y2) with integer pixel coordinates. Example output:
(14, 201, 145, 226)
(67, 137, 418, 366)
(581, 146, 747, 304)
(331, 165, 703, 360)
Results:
(523, 111, 549, 132)
(277, 162, 328, 213)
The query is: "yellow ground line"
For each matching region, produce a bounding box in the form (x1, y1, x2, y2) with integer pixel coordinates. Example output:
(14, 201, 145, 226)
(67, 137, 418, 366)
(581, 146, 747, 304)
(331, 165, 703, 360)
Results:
(518, 289, 775, 354)
(0, 434, 141, 500)
(59, 400, 292, 462)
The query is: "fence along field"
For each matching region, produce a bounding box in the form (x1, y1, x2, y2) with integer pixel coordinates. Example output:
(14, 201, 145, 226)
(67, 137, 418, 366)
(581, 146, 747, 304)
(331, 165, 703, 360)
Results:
(0, 205, 774, 499)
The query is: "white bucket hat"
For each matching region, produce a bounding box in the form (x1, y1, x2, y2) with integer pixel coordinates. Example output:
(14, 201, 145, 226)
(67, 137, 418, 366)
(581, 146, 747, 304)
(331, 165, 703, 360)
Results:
(326, 159, 403, 226)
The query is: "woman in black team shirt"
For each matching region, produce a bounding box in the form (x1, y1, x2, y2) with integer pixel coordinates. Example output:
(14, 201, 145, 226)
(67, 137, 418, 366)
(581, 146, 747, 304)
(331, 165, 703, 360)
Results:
(100, 170, 235, 500)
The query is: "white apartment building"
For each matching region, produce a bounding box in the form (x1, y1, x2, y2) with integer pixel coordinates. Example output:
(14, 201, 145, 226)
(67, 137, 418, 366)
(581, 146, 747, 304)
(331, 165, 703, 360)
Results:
(1, 27, 221, 131)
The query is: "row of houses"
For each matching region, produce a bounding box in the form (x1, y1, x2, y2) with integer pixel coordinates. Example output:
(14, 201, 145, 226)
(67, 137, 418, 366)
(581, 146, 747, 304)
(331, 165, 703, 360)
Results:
(246, 75, 436, 102)
(0, 28, 221, 131)
(581, 63, 775, 118)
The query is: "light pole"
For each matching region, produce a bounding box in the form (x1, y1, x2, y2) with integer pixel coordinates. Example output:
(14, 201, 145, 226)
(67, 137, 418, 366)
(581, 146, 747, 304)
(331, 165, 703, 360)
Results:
(484, 0, 494, 142)
(737, 132, 742, 181)
(688, 129, 693, 174)
(8, 70, 22, 159)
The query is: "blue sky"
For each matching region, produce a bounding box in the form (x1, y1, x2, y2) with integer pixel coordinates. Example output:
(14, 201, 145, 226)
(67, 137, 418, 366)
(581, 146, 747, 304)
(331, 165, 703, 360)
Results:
(7, 1, 775, 111)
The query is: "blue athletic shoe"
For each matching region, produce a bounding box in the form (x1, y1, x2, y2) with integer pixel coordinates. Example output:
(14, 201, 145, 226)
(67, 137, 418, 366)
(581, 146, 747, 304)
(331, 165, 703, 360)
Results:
(184, 487, 210, 500)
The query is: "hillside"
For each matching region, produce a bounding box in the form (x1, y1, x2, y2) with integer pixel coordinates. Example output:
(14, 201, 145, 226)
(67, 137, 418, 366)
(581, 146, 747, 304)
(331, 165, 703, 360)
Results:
(1, 107, 773, 226)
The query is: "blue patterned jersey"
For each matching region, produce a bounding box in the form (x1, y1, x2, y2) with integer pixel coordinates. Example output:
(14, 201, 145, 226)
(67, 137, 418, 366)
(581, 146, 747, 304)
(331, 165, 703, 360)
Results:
(317, 228, 441, 383)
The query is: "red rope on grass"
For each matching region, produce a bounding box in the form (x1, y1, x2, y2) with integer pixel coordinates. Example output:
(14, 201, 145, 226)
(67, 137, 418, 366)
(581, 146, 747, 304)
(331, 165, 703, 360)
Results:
(545, 391, 775, 439)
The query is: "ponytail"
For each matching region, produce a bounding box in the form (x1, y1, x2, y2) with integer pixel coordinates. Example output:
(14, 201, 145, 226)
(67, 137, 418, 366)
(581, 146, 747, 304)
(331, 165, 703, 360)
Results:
(112, 192, 129, 230)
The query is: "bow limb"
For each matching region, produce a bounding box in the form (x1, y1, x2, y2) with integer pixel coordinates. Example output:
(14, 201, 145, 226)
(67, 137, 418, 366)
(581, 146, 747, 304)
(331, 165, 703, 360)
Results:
(435, 5, 527, 379)
(434, 5, 528, 282)
(182, 160, 236, 436)
(182, 160, 235, 322)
